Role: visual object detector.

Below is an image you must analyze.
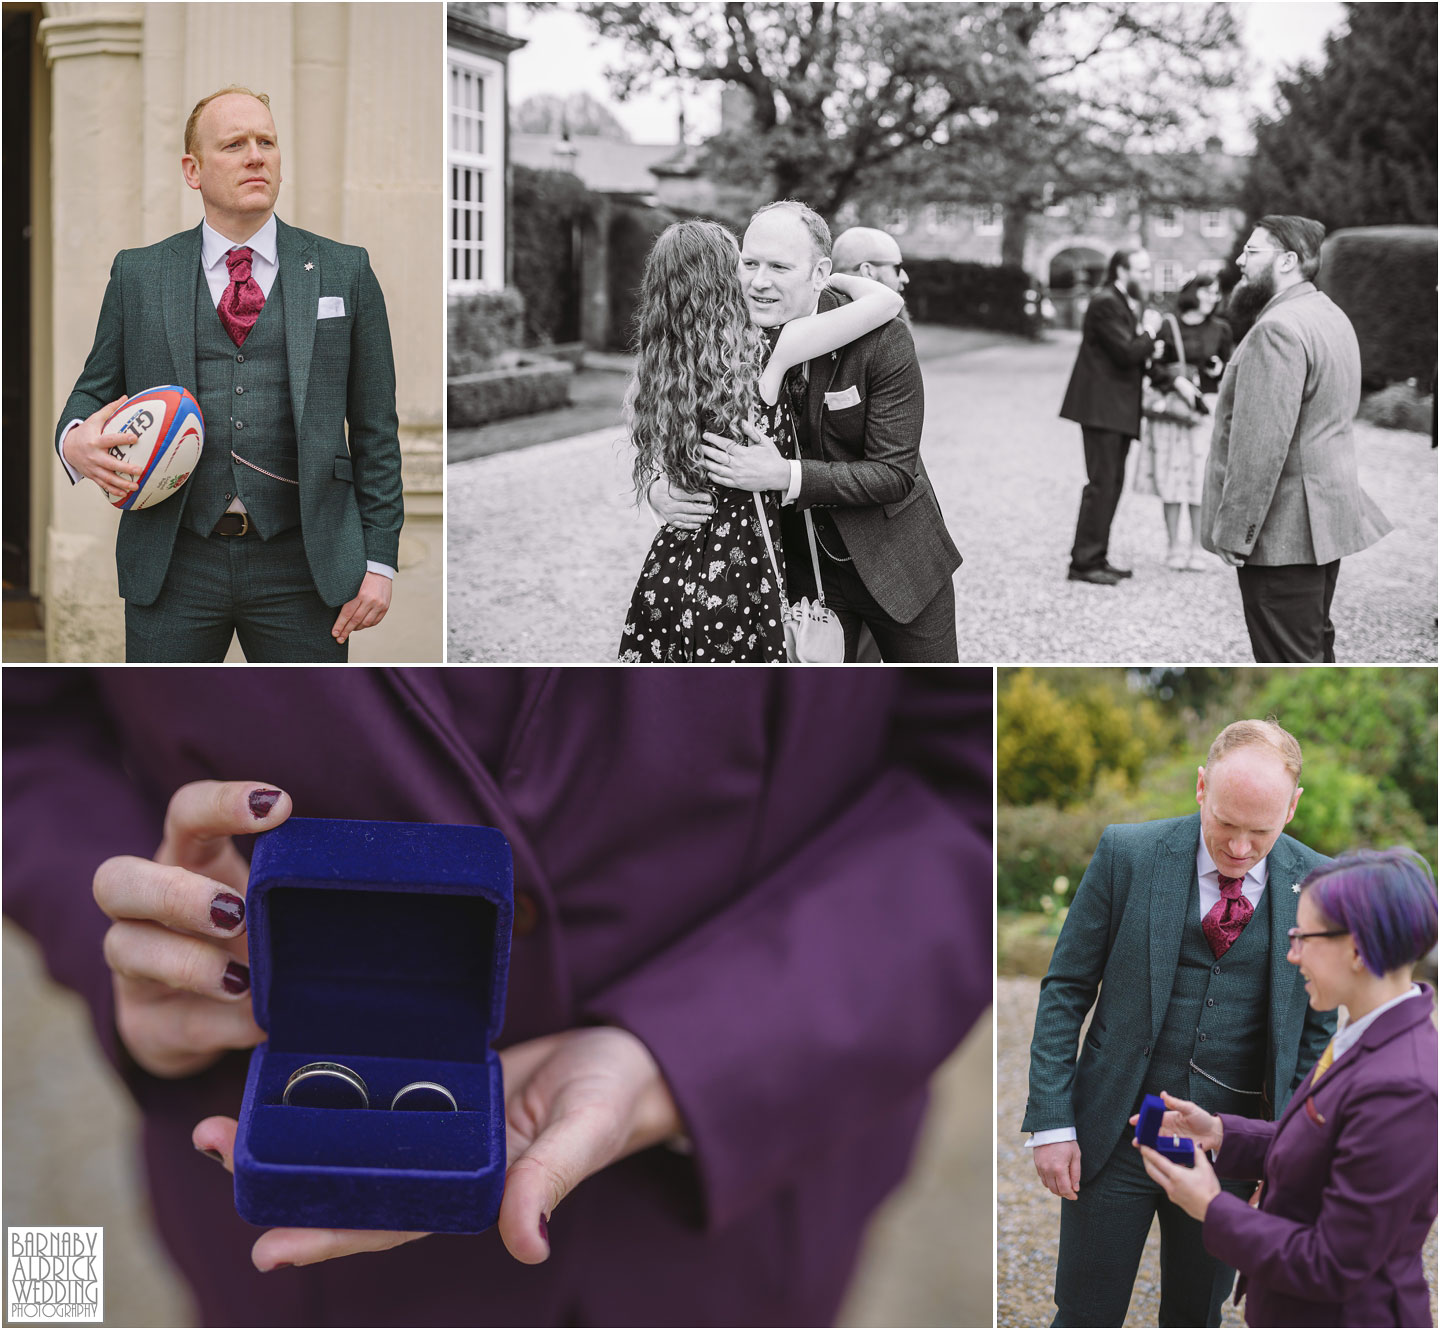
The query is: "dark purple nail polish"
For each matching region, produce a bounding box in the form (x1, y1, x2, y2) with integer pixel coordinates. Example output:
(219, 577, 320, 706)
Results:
(222, 960, 251, 995)
(199, 1147, 225, 1164)
(538, 1215, 549, 1244)
(210, 892, 245, 931)
(249, 788, 281, 818)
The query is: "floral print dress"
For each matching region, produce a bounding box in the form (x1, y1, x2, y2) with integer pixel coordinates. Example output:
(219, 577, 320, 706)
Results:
(619, 398, 790, 663)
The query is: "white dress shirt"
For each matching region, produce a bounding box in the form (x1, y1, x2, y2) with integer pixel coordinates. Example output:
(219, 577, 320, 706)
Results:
(58, 214, 393, 581)
(1026, 841, 1271, 1150)
(1330, 984, 1423, 1068)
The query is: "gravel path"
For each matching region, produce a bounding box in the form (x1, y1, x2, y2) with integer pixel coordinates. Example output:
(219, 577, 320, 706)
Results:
(997, 975, 1437, 1328)
(446, 330, 1436, 663)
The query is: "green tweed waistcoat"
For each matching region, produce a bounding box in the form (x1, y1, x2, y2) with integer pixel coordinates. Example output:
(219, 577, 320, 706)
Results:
(1142, 875, 1271, 1118)
(183, 275, 301, 539)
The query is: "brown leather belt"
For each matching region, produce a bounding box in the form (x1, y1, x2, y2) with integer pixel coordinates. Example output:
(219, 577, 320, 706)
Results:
(211, 512, 252, 537)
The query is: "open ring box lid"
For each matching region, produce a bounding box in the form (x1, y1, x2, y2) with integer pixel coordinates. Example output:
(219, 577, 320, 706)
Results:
(1134, 1093, 1196, 1167)
(233, 818, 514, 1233)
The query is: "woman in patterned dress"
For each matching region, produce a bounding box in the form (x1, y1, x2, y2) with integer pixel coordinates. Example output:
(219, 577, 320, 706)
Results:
(619, 220, 903, 662)
(1134, 273, 1235, 571)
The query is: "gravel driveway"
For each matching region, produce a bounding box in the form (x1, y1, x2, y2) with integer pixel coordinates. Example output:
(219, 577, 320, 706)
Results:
(997, 975, 1437, 1328)
(447, 331, 1436, 663)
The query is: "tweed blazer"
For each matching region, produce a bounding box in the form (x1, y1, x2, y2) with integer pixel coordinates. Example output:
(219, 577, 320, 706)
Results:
(1023, 814, 1335, 1182)
(1205, 986, 1437, 1327)
(1057, 284, 1158, 439)
(1200, 282, 1392, 566)
(55, 217, 403, 607)
(790, 291, 962, 624)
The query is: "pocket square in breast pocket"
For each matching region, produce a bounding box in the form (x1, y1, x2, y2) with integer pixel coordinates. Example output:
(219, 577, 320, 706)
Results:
(317, 296, 346, 320)
(823, 385, 862, 410)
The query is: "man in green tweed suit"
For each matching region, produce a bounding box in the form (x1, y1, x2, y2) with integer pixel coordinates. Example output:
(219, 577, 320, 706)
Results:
(56, 87, 402, 662)
(1023, 720, 1335, 1326)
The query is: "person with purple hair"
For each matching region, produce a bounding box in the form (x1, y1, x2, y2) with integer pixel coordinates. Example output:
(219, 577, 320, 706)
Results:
(1136, 847, 1438, 1326)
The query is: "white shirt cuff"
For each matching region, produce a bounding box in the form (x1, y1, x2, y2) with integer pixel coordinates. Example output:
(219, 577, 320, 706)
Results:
(365, 561, 396, 580)
(1024, 1126, 1078, 1148)
(57, 420, 85, 485)
(782, 459, 802, 505)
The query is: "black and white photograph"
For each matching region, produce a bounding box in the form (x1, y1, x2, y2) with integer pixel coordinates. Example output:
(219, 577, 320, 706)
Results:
(446, 1, 1436, 664)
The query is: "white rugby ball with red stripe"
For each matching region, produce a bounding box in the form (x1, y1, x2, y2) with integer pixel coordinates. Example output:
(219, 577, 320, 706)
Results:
(102, 385, 205, 510)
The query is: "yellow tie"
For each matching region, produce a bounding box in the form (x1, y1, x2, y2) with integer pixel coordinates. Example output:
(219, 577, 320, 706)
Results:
(1311, 1040, 1336, 1085)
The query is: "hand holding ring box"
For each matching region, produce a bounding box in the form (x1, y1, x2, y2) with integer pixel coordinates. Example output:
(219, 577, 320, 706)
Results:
(1135, 1094, 1196, 1167)
(232, 818, 514, 1233)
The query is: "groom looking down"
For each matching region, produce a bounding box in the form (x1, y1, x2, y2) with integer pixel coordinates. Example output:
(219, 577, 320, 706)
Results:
(649, 202, 961, 662)
(55, 86, 403, 662)
(1022, 719, 1334, 1327)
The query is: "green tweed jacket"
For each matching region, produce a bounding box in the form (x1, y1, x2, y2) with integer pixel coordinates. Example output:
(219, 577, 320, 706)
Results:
(56, 217, 403, 607)
(1022, 813, 1335, 1182)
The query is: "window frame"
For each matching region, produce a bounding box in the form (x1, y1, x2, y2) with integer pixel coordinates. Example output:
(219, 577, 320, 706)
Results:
(448, 47, 505, 291)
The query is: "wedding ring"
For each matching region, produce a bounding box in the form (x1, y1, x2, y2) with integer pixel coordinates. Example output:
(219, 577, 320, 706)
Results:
(282, 1061, 370, 1109)
(390, 1080, 458, 1112)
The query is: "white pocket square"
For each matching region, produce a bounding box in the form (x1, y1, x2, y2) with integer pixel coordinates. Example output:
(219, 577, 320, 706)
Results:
(824, 385, 862, 410)
(317, 296, 346, 319)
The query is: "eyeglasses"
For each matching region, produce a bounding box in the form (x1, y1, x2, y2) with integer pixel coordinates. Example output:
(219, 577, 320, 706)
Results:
(1287, 926, 1348, 945)
(1238, 246, 1289, 264)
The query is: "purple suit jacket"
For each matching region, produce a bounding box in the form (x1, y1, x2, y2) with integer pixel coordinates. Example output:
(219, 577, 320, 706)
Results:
(1204, 986, 1437, 1327)
(3, 668, 991, 1328)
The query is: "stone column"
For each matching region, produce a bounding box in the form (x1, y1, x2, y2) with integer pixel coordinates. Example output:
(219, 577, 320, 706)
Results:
(39, 2, 144, 661)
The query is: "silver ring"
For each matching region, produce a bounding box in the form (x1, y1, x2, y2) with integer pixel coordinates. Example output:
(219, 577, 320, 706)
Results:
(390, 1080, 458, 1112)
(282, 1061, 370, 1109)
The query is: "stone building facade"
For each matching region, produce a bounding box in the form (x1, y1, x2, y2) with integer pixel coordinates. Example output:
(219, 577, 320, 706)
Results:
(6, 1, 443, 661)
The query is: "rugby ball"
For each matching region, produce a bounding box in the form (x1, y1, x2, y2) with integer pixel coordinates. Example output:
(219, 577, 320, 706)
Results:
(102, 385, 204, 510)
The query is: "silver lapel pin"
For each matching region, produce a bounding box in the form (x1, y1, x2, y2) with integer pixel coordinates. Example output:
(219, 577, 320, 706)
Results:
(304, 261, 314, 271)
(1291, 882, 1302, 894)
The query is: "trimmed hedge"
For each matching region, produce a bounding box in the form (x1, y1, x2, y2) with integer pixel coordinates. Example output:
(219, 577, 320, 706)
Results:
(901, 259, 1045, 338)
(511, 166, 594, 346)
(448, 288, 526, 376)
(1319, 226, 1437, 389)
(448, 360, 573, 428)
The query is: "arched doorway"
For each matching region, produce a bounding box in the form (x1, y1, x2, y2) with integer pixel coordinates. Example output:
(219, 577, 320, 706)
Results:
(1047, 246, 1106, 331)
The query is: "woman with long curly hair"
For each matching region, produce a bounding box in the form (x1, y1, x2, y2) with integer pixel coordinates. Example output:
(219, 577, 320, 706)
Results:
(619, 218, 902, 662)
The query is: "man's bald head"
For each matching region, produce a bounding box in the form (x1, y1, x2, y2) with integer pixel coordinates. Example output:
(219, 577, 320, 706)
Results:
(831, 227, 908, 293)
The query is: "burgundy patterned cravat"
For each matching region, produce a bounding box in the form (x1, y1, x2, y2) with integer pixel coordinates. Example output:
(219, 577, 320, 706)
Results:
(218, 246, 265, 346)
(1202, 873, 1254, 958)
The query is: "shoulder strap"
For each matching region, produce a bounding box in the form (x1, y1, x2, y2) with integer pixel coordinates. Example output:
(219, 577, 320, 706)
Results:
(783, 408, 829, 608)
(752, 491, 785, 595)
(1165, 313, 1189, 373)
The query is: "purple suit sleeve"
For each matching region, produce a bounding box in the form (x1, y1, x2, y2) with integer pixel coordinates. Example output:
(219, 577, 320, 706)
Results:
(1204, 1081, 1438, 1302)
(1212, 1111, 1278, 1181)
(582, 675, 991, 1229)
(2, 670, 163, 1088)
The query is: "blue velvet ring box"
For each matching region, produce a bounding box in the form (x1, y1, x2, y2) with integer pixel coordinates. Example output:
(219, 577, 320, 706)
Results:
(1135, 1094, 1196, 1167)
(232, 817, 514, 1233)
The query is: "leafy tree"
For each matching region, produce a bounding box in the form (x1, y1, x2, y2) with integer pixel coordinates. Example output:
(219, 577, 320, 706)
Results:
(997, 670, 1096, 807)
(572, 2, 1242, 267)
(513, 91, 632, 140)
(1241, 3, 1438, 229)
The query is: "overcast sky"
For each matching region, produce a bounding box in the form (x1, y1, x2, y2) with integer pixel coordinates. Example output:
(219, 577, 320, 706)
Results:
(506, 1, 1346, 149)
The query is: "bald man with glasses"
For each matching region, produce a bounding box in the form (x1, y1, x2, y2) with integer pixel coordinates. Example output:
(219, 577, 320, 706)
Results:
(832, 227, 910, 297)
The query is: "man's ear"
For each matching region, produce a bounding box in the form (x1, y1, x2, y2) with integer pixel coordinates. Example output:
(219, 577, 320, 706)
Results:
(181, 153, 202, 191)
(1287, 785, 1302, 823)
(813, 257, 832, 288)
(1195, 766, 1206, 808)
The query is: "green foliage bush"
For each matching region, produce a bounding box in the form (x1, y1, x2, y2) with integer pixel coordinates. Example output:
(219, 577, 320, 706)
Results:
(1358, 382, 1434, 435)
(1319, 227, 1438, 389)
(997, 671, 1096, 807)
(902, 259, 1045, 338)
(447, 288, 526, 376)
(1285, 750, 1435, 867)
(448, 360, 573, 428)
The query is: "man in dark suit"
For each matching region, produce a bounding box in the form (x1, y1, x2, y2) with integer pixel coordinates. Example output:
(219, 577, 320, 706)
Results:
(1022, 719, 1335, 1327)
(653, 202, 961, 661)
(1059, 248, 1163, 585)
(56, 87, 403, 662)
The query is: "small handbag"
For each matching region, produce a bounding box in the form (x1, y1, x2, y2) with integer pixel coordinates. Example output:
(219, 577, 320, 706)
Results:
(753, 492, 845, 664)
(1142, 313, 1206, 427)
